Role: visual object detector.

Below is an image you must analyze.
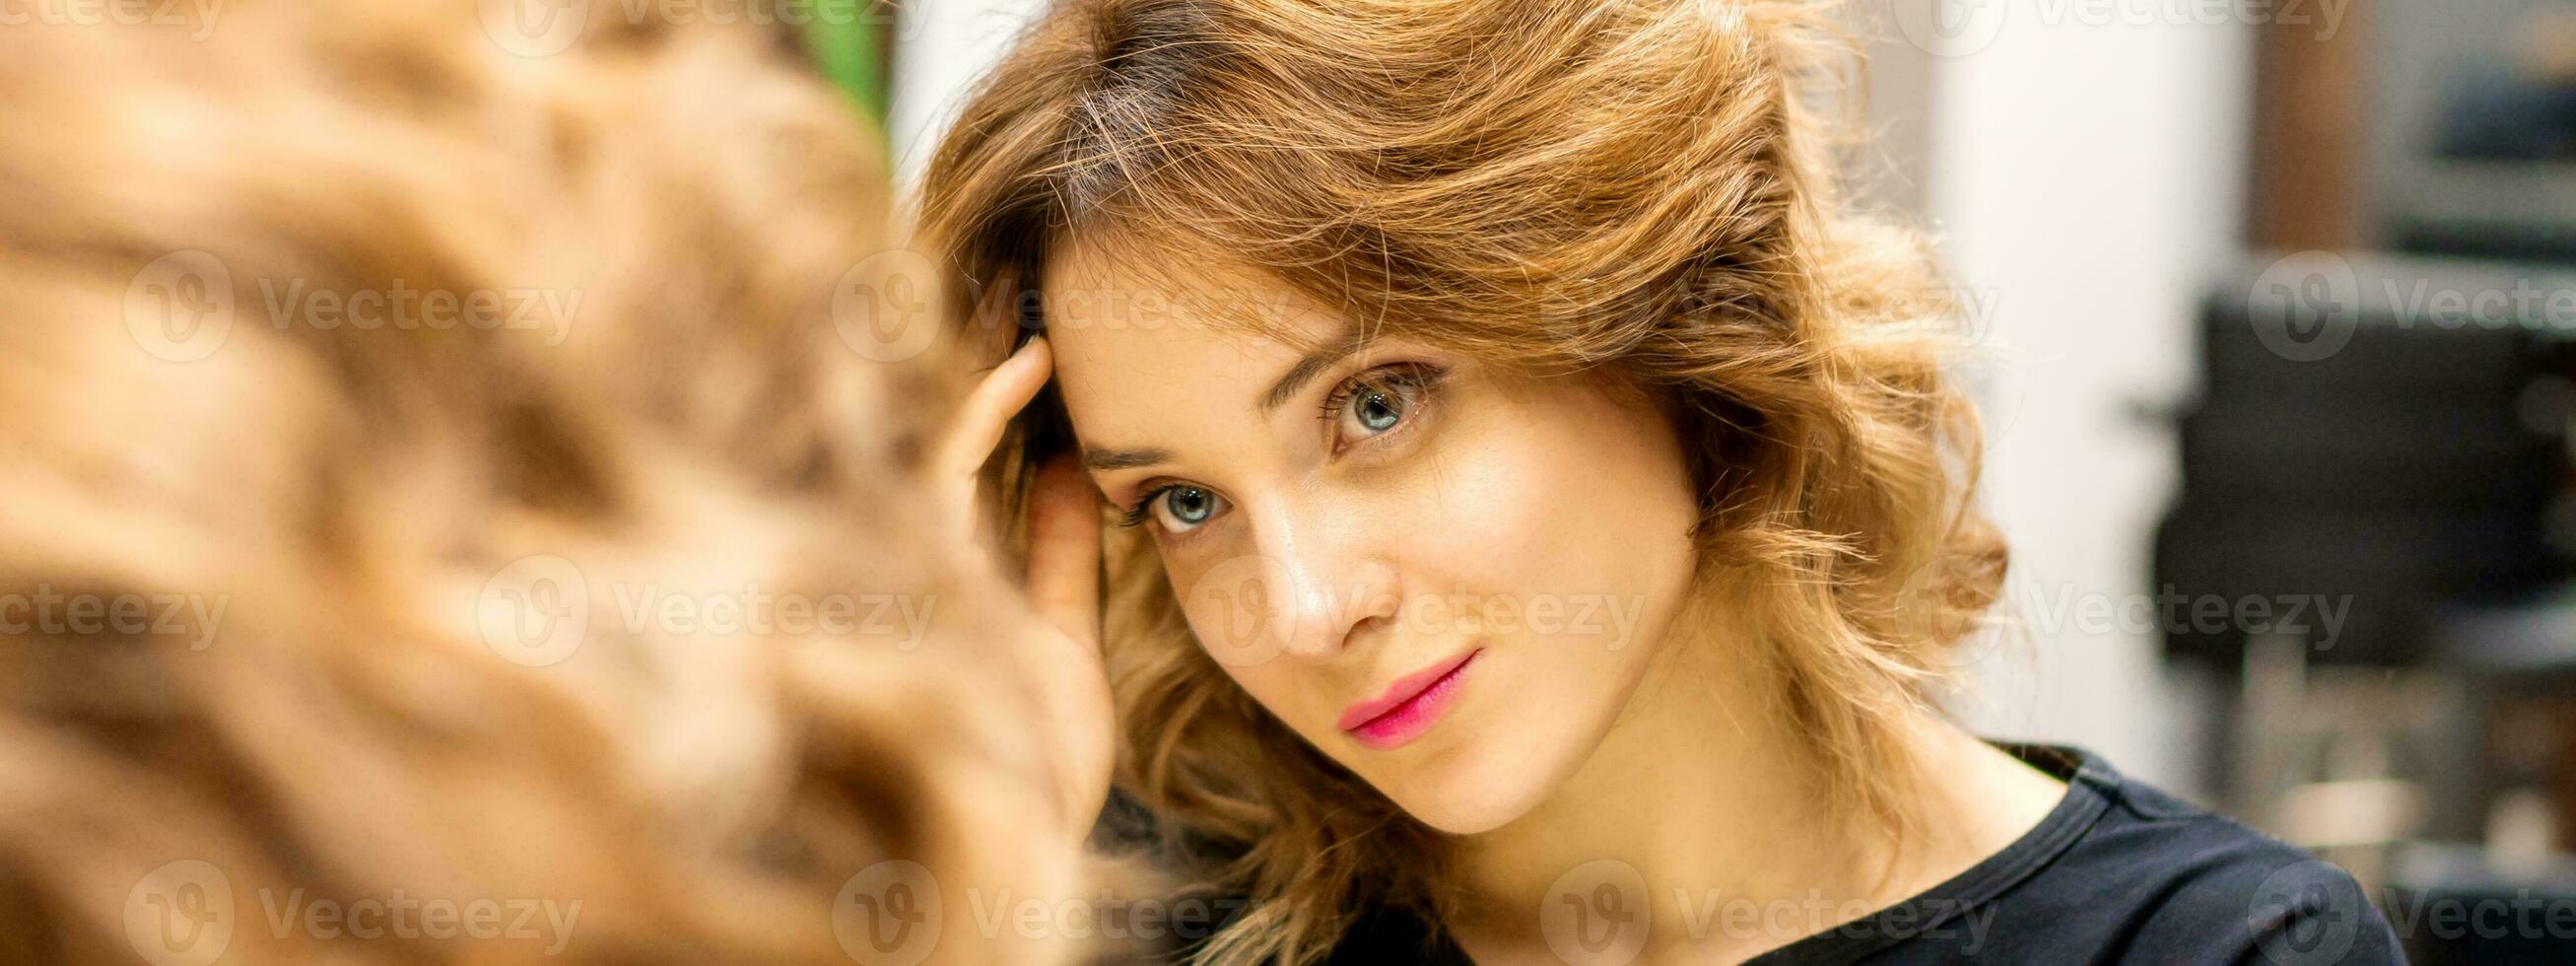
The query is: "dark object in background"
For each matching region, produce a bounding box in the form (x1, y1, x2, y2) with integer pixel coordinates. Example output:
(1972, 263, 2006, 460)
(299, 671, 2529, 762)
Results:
(2432, 66, 2576, 164)
(2367, 1, 2576, 265)
(2156, 253, 2576, 668)
(2387, 843, 2576, 965)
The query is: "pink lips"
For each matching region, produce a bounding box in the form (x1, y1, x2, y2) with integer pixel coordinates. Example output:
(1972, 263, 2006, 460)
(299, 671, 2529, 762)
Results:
(1336, 648, 1481, 750)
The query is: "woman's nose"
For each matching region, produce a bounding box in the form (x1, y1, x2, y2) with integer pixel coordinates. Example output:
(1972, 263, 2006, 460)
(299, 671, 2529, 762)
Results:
(1180, 500, 1401, 667)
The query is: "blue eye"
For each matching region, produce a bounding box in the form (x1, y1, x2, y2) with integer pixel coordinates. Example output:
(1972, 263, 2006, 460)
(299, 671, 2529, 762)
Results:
(1328, 365, 1439, 442)
(1115, 483, 1225, 534)
(1146, 485, 1226, 533)
(1111, 363, 1445, 538)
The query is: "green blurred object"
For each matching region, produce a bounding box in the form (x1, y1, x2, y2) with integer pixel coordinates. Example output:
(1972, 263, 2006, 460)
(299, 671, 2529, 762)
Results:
(803, 0, 890, 127)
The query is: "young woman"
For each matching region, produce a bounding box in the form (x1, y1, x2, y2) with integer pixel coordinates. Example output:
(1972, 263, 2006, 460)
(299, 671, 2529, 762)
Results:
(919, 0, 2407, 963)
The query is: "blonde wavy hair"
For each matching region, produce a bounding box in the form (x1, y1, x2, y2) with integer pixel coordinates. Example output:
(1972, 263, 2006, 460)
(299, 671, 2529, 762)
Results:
(0, 2, 1108, 963)
(919, 0, 2009, 962)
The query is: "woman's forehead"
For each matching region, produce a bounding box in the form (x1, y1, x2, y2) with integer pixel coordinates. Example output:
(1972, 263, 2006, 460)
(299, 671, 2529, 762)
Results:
(1039, 239, 1359, 355)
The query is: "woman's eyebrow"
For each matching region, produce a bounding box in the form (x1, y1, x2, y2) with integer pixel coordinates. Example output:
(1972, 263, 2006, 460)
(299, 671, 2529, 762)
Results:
(1082, 446, 1172, 471)
(1256, 332, 1370, 415)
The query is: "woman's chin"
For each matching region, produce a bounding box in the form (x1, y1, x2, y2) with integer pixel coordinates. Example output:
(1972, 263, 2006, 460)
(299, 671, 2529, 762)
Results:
(1339, 682, 1625, 836)
(1364, 748, 1557, 835)
(1405, 797, 1528, 836)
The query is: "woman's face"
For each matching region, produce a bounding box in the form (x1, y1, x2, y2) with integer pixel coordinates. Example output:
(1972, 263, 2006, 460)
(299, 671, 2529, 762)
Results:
(1042, 243, 1704, 833)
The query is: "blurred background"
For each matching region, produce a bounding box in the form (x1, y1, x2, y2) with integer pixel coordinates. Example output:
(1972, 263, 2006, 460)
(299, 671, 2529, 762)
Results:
(831, 0, 2576, 959)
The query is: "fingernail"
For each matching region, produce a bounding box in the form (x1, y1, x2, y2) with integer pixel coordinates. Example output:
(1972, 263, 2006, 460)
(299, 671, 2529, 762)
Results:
(980, 337, 1044, 375)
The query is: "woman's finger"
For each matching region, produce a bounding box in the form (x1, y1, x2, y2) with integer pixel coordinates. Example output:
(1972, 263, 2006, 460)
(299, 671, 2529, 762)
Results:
(931, 335, 1051, 484)
(1023, 452, 1103, 647)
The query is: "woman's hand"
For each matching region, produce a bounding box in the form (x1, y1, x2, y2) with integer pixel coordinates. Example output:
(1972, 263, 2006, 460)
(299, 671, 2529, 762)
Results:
(933, 336, 1053, 551)
(931, 337, 1115, 837)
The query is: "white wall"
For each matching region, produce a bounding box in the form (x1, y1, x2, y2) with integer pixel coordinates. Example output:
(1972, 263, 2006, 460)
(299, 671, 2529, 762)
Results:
(888, 0, 1051, 199)
(1911, 0, 2253, 796)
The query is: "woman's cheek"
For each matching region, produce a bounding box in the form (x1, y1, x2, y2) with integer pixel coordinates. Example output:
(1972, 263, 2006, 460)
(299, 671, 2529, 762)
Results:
(1380, 397, 1555, 583)
(1173, 579, 1320, 736)
(1164, 544, 1293, 672)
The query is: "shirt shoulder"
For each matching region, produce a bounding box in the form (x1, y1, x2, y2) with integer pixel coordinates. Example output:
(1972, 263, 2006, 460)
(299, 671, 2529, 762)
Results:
(1958, 747, 2407, 965)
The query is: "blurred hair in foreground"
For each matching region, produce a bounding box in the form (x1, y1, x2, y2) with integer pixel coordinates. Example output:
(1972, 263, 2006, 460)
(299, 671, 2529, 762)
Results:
(0, 2, 1109, 963)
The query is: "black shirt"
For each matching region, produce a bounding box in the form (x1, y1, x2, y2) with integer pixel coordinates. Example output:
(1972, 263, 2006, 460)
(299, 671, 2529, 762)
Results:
(1319, 742, 2407, 964)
